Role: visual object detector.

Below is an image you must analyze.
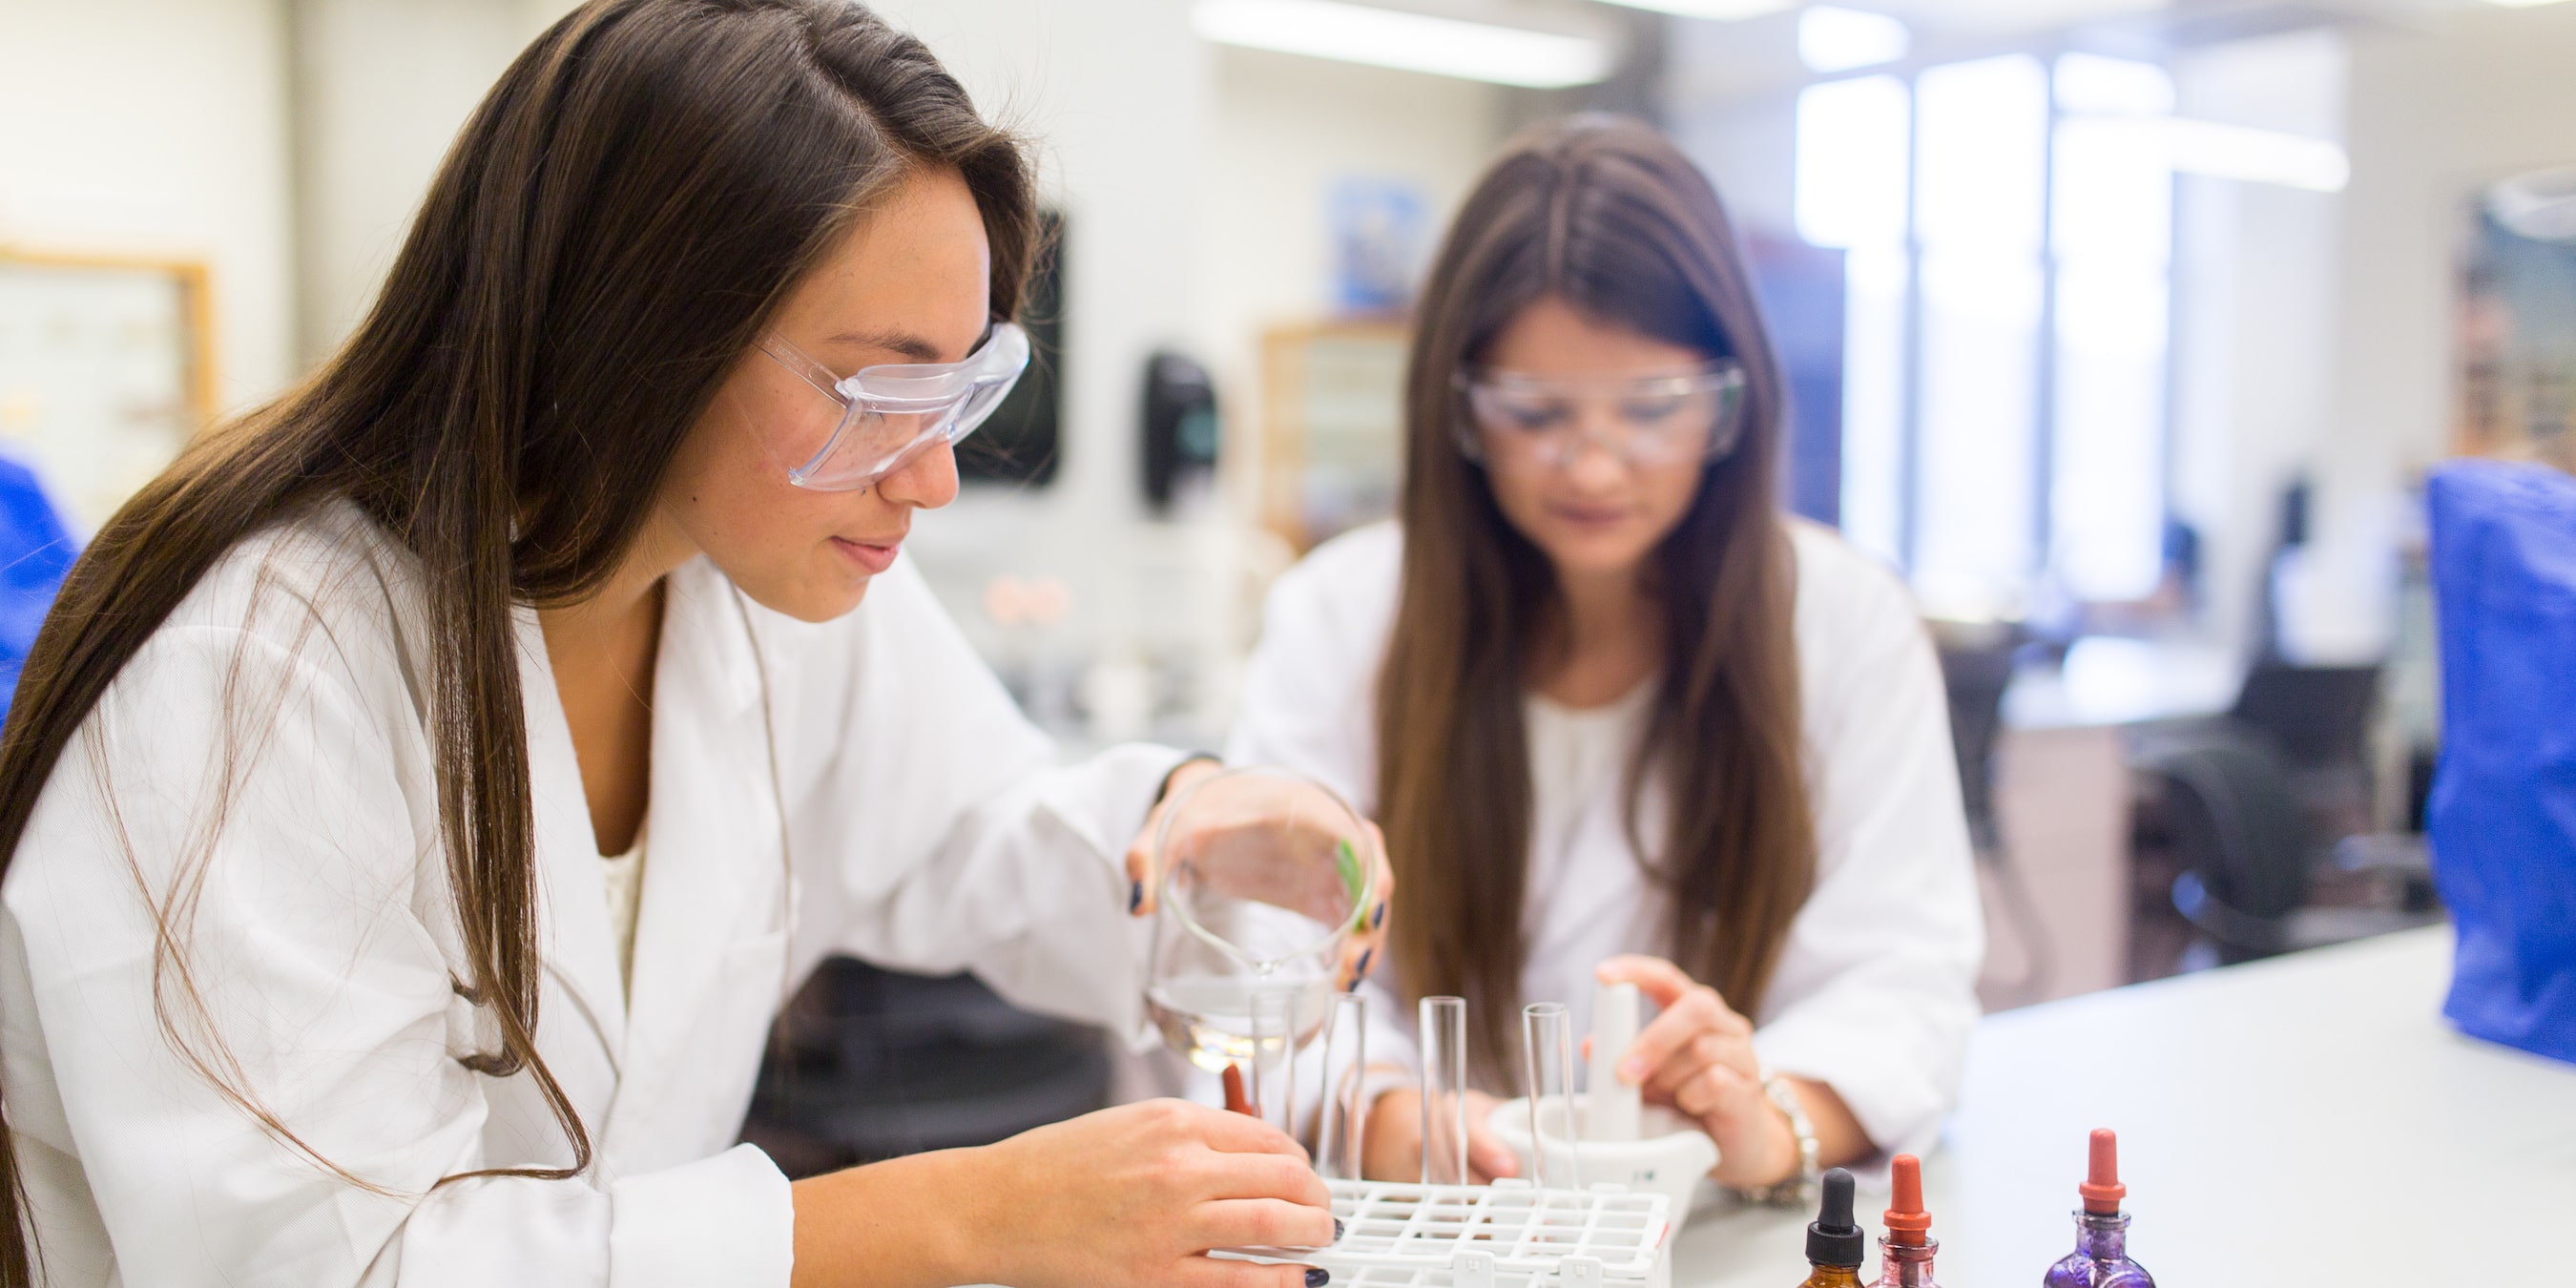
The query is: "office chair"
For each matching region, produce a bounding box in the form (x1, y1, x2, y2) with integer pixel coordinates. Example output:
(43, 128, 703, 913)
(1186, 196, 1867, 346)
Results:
(2129, 664, 2439, 966)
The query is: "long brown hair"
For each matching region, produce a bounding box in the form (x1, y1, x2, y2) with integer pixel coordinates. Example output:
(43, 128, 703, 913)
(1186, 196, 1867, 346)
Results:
(1375, 115, 1815, 1085)
(0, 2, 1034, 1278)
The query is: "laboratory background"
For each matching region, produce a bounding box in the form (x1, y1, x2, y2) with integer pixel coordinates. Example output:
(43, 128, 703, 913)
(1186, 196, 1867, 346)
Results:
(2, 0, 2573, 1282)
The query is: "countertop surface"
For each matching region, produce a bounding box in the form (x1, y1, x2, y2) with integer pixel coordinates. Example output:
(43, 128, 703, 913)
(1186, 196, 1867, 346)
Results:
(1667, 926, 2576, 1285)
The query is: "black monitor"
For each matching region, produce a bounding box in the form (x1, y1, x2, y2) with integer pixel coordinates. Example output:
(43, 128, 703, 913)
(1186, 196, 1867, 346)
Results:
(961, 208, 1063, 487)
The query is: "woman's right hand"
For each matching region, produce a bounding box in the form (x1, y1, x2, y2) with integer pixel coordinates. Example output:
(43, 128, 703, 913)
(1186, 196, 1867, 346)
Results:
(794, 1098, 1333, 1288)
(1359, 1087, 1521, 1184)
(971, 1098, 1336, 1288)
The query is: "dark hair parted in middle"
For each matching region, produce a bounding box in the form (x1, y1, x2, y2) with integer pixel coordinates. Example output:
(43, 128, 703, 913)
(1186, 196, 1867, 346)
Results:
(1374, 114, 1816, 1086)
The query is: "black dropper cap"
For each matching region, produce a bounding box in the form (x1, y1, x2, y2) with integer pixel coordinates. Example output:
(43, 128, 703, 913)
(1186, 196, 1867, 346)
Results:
(1806, 1168, 1863, 1268)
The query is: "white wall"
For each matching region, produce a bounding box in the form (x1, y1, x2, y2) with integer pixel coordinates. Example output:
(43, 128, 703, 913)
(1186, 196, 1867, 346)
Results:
(2323, 1, 2576, 594)
(289, 0, 576, 364)
(0, 0, 299, 415)
(1195, 45, 1502, 412)
(2168, 29, 2348, 657)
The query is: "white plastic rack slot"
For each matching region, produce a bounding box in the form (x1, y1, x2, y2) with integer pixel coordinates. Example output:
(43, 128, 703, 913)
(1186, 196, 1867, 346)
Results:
(1215, 1177, 1673, 1288)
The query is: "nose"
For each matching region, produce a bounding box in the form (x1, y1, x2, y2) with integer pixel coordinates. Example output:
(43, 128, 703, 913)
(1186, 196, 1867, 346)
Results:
(1561, 405, 1630, 488)
(877, 438, 961, 510)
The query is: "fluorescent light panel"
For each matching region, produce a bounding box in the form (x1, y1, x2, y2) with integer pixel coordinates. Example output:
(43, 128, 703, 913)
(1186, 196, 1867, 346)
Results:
(2158, 118, 2348, 192)
(1592, 0, 1797, 19)
(1193, 0, 1613, 88)
(1800, 6, 1911, 73)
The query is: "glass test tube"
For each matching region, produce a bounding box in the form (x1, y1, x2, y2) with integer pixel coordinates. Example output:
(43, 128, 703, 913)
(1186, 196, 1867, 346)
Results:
(1315, 992, 1367, 1180)
(1522, 1002, 1580, 1191)
(1419, 995, 1468, 1186)
(1247, 987, 1298, 1137)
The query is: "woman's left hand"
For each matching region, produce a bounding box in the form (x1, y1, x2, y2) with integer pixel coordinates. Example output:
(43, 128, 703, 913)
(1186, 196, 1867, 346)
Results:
(1595, 954, 1799, 1189)
(1124, 758, 1395, 993)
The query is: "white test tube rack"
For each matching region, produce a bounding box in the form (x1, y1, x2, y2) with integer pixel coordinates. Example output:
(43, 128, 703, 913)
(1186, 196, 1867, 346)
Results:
(1215, 1177, 1673, 1288)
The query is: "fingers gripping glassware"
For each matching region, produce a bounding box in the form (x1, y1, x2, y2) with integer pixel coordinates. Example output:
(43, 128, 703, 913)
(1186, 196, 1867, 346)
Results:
(1144, 767, 1379, 1082)
(756, 321, 1030, 491)
(1454, 362, 1749, 471)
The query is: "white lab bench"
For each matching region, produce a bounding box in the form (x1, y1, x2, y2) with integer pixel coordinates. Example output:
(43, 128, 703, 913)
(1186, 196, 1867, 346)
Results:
(1667, 926, 2576, 1285)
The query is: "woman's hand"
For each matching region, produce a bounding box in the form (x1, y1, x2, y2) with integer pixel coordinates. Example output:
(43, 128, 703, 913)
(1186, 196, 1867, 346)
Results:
(1594, 955, 1797, 1189)
(795, 1099, 1336, 1288)
(1124, 759, 1394, 993)
(1358, 1087, 1521, 1184)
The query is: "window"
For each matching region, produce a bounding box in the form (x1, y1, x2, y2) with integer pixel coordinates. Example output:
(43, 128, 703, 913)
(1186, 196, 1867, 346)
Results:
(1797, 52, 2177, 615)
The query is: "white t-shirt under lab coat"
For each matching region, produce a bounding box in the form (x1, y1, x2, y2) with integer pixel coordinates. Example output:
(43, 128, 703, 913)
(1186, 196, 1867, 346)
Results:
(0, 499, 1180, 1286)
(1225, 520, 1984, 1157)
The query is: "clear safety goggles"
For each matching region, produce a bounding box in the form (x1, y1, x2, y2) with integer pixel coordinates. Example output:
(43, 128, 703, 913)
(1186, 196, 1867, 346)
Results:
(755, 321, 1030, 491)
(1455, 363, 1748, 470)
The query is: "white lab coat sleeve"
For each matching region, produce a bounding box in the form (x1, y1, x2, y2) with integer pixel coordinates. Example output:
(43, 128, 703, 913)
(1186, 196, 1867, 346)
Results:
(791, 561, 1183, 1044)
(5, 625, 790, 1288)
(1221, 525, 1397, 811)
(1750, 546, 1985, 1159)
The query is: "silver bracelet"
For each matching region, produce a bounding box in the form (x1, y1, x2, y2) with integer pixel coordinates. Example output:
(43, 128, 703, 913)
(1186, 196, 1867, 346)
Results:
(1737, 1069, 1819, 1208)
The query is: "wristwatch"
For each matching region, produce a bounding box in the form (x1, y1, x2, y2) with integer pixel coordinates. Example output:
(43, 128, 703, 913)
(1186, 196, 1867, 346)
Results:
(1737, 1069, 1820, 1208)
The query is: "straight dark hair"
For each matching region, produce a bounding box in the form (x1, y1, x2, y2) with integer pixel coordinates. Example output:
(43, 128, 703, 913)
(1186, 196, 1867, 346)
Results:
(0, 1, 1035, 1278)
(1375, 115, 1816, 1086)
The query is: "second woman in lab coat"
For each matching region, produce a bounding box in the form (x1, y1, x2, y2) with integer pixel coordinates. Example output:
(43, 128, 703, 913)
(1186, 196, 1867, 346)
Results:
(1229, 116, 1983, 1196)
(0, 3, 1379, 1285)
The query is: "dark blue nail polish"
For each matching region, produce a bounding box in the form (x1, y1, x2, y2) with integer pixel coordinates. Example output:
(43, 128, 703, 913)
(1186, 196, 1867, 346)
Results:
(1128, 881, 1143, 913)
(1334, 1218, 1344, 1241)
(1355, 947, 1374, 979)
(1372, 902, 1386, 929)
(1306, 1269, 1331, 1287)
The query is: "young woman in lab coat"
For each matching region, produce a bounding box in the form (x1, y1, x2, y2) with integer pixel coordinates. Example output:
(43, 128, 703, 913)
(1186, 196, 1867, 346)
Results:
(0, 3, 1382, 1285)
(1228, 116, 1983, 1197)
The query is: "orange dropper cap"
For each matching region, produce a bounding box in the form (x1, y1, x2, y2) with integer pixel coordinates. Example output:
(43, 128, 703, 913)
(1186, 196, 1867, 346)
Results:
(1882, 1153, 1932, 1245)
(2080, 1128, 2127, 1215)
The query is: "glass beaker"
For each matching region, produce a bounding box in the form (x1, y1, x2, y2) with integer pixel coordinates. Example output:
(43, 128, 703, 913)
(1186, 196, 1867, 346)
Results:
(1144, 766, 1378, 1074)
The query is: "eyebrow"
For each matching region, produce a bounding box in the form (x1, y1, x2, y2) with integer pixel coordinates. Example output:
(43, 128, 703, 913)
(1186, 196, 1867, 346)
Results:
(821, 328, 950, 364)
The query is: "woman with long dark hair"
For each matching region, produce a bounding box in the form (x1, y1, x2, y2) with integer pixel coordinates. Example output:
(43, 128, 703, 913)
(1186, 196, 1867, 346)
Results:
(0, 3, 1381, 1283)
(1230, 116, 1981, 1196)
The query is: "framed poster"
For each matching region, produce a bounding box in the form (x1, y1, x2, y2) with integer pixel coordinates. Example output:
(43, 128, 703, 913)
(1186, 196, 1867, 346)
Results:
(0, 250, 213, 530)
(1257, 319, 1409, 553)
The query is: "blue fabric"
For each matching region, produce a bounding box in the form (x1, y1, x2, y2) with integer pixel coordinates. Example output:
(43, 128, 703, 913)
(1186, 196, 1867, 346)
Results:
(2426, 459, 2576, 1065)
(0, 456, 77, 728)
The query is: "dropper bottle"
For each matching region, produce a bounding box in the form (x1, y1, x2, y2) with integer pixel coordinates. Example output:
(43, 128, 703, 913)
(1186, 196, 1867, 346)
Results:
(2043, 1129, 2155, 1287)
(1872, 1154, 1941, 1288)
(1797, 1168, 1866, 1287)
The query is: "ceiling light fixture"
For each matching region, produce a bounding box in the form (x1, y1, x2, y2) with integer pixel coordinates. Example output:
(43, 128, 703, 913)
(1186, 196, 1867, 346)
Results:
(1590, 0, 1798, 20)
(2157, 118, 2350, 193)
(1799, 6, 1910, 73)
(1193, 0, 1615, 88)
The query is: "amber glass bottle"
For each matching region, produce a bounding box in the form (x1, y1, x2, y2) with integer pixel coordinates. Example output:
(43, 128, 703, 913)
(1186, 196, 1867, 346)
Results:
(1798, 1168, 1866, 1288)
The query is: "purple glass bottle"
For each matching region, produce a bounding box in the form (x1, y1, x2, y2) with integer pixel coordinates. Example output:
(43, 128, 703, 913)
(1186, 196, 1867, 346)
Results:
(2042, 1130, 2154, 1288)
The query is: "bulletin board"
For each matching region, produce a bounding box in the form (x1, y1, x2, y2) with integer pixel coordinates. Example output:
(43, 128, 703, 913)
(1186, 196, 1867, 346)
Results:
(1257, 319, 1410, 553)
(0, 249, 214, 530)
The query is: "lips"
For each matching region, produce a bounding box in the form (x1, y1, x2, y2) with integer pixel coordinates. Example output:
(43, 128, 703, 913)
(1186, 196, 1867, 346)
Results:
(1548, 504, 1633, 528)
(830, 535, 903, 574)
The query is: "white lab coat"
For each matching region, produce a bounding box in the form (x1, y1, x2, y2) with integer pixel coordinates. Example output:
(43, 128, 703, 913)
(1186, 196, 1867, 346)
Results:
(1225, 520, 1983, 1158)
(0, 499, 1177, 1285)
